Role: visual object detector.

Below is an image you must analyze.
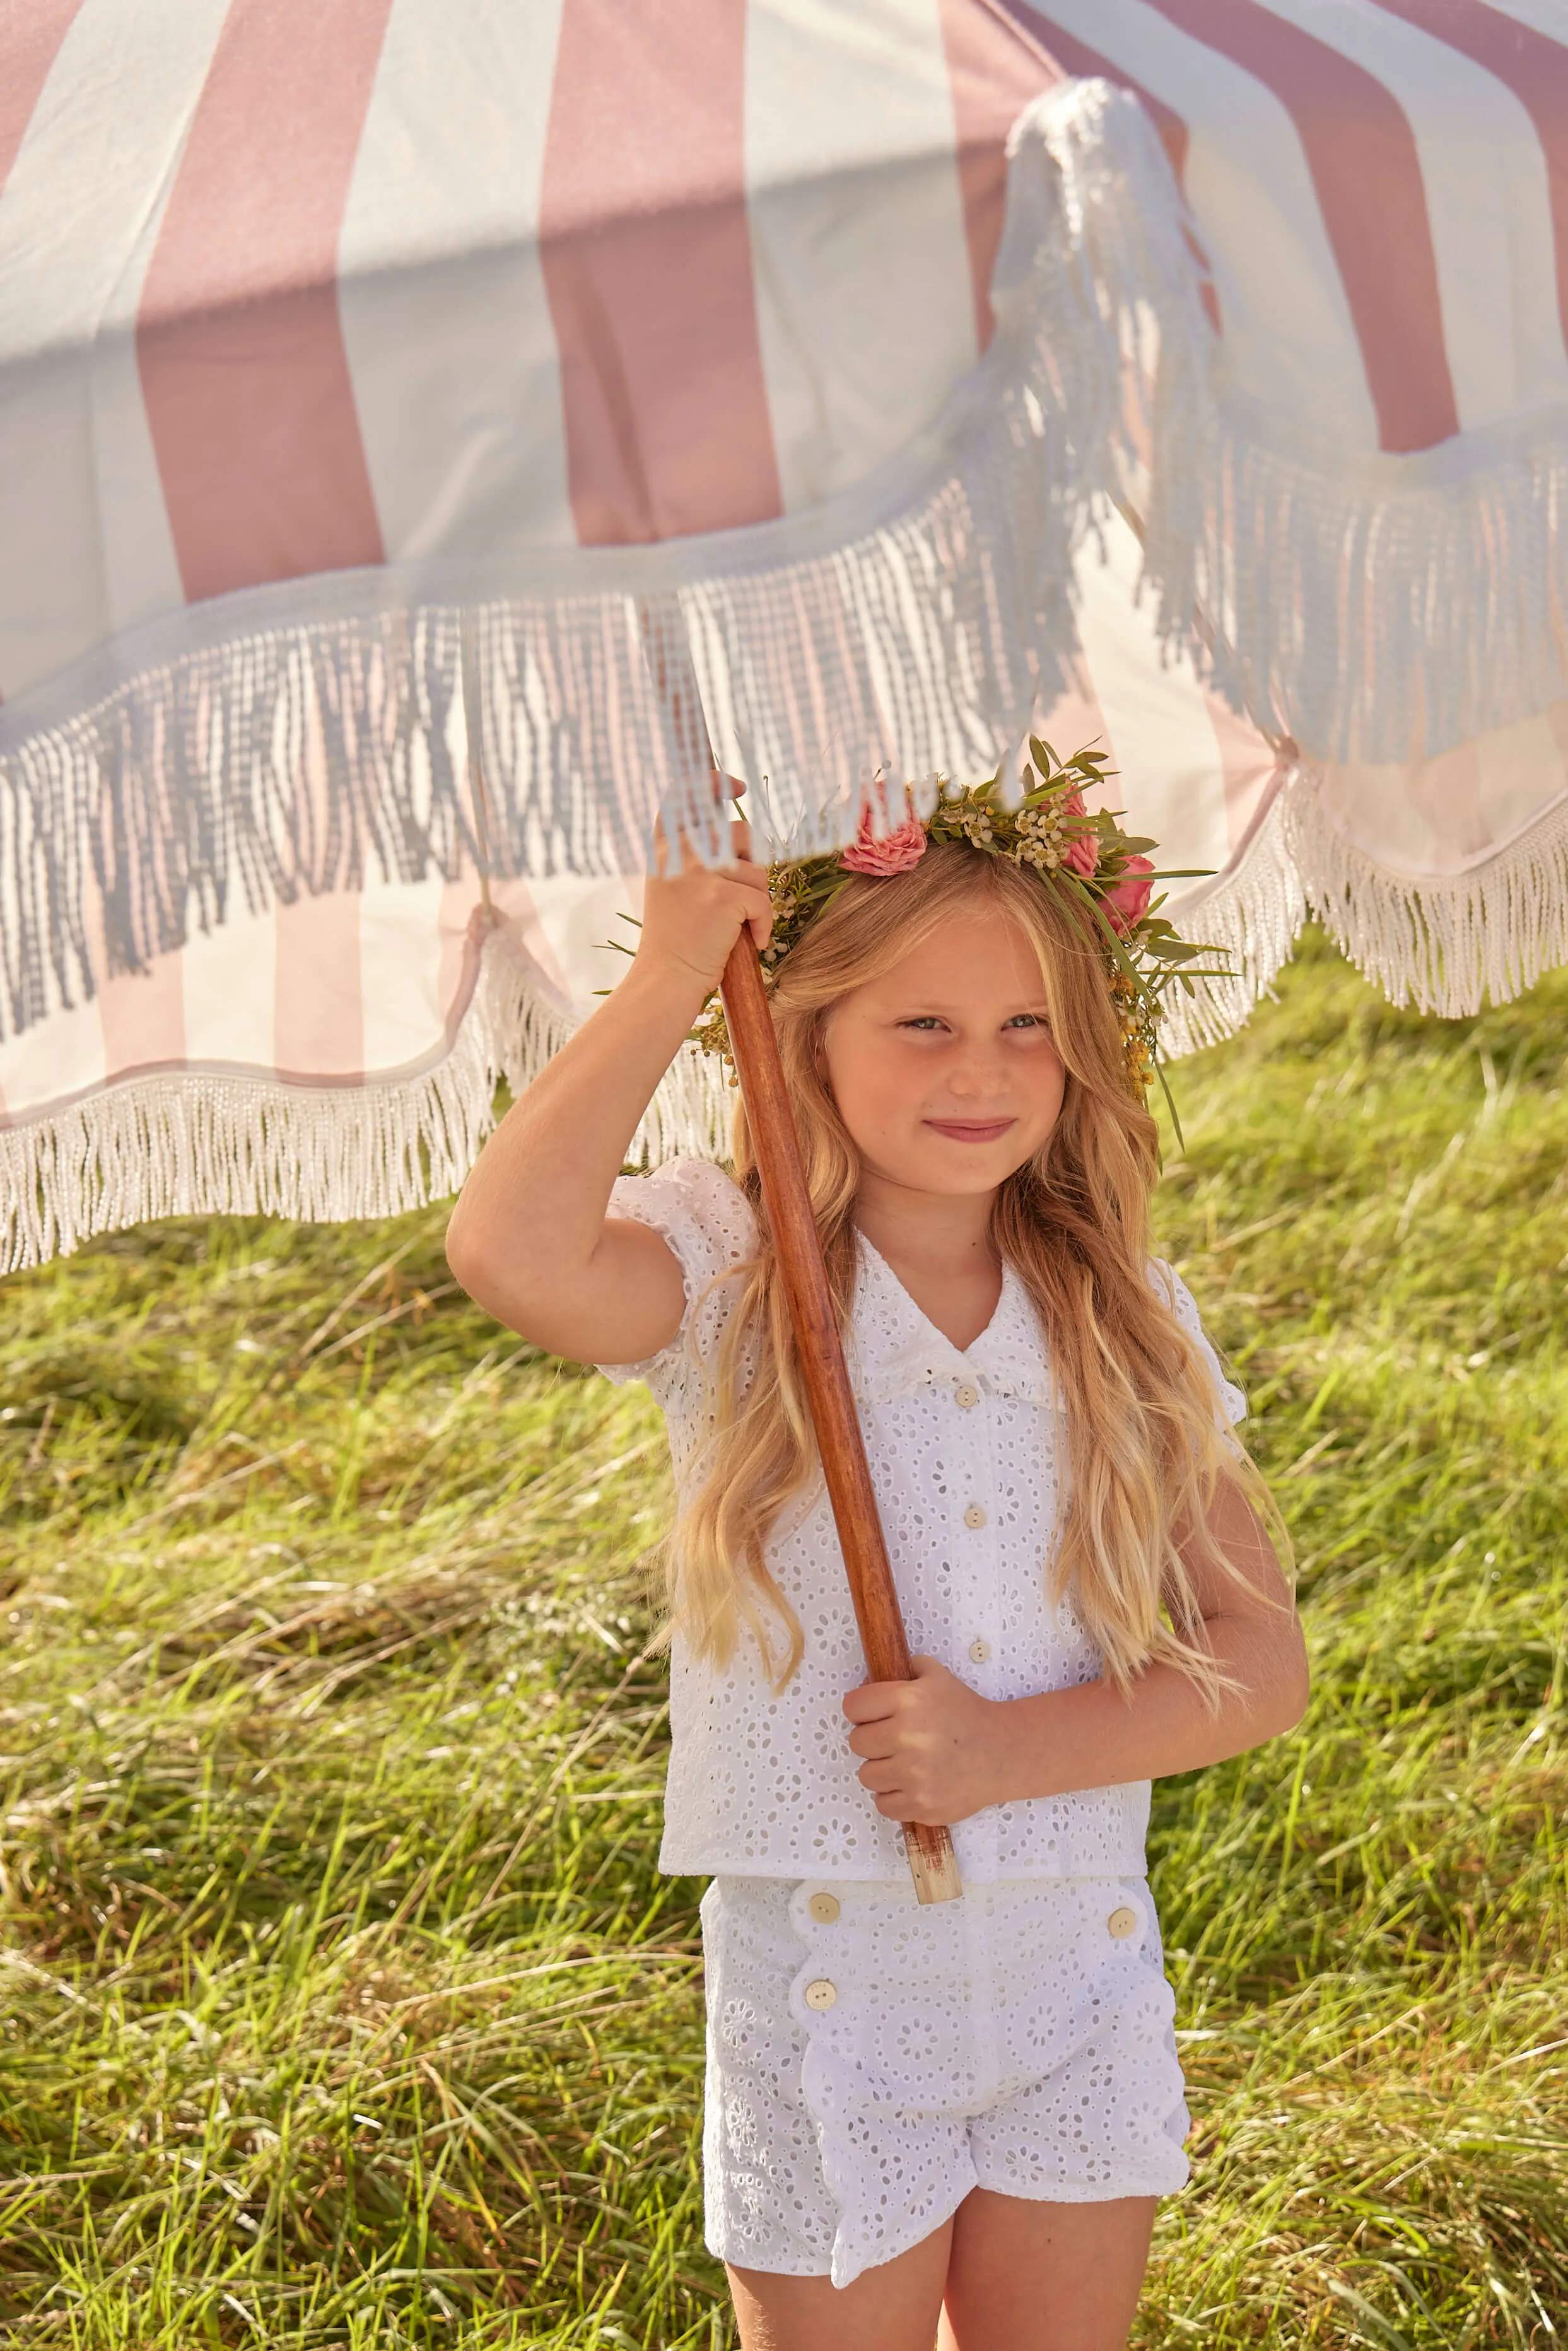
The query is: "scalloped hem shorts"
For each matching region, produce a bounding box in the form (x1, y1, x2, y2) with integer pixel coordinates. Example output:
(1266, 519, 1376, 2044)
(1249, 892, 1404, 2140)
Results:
(700, 1872, 1189, 2290)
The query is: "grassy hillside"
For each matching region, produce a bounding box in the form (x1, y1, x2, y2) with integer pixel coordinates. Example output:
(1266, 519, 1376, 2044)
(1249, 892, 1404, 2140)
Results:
(0, 929, 1564, 2347)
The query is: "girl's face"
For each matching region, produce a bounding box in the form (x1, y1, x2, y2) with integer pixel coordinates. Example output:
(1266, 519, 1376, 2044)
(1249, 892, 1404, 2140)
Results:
(821, 907, 1068, 1199)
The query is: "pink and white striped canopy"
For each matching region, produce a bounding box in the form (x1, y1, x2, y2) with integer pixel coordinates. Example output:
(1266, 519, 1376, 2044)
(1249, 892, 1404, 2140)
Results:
(0, 0, 1564, 1260)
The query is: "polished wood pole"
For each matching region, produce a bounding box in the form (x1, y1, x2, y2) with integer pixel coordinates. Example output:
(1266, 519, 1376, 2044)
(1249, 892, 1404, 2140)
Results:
(719, 934, 962, 1905)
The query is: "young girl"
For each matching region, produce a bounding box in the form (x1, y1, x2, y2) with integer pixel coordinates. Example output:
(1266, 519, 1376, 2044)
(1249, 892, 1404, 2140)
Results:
(446, 785, 1308, 2351)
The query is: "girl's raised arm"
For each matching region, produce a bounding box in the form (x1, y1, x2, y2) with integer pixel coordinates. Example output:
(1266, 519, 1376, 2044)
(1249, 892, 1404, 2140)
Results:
(445, 832, 771, 1366)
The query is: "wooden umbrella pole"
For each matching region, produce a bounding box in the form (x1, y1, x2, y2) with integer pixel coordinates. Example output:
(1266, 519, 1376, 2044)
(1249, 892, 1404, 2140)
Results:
(720, 934, 962, 1906)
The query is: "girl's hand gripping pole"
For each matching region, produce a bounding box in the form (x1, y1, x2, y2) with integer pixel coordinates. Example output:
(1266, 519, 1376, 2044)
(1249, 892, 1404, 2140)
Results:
(718, 932, 962, 1906)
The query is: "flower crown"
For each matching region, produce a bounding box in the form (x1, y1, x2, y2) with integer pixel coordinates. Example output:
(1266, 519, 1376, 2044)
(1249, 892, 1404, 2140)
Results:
(693, 739, 1227, 1108)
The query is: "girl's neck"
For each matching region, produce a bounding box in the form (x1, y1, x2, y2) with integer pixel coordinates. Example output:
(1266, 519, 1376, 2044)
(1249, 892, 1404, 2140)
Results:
(853, 1173, 1003, 1351)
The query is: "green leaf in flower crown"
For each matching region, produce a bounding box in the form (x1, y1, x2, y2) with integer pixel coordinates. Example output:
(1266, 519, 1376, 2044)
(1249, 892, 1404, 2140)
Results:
(1055, 868, 1156, 1002)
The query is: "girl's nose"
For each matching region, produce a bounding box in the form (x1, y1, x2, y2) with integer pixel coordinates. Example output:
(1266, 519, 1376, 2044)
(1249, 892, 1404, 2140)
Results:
(945, 1050, 1007, 1100)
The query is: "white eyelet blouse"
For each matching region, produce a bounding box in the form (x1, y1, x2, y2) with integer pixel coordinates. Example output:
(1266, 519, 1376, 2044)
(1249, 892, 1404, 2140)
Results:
(598, 1159, 1245, 1885)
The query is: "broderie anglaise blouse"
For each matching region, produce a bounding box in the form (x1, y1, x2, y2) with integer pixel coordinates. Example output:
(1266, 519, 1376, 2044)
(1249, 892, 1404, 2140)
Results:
(599, 1158, 1245, 1884)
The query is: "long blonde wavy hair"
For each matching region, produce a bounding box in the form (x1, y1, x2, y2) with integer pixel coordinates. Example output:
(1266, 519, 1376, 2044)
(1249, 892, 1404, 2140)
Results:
(667, 840, 1280, 1699)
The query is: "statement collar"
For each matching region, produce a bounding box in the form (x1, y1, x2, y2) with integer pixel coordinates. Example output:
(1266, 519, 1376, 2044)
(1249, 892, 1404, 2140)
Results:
(845, 1236, 1055, 1407)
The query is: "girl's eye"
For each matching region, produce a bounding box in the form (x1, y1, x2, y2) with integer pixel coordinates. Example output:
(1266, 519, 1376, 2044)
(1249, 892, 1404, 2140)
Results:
(1004, 1014, 1046, 1031)
(898, 1016, 946, 1032)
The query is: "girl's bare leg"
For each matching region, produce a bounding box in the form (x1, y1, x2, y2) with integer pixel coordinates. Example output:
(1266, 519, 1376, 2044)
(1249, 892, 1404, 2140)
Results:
(726, 2190, 1153, 2351)
(938, 2190, 1156, 2351)
(727, 2217, 953, 2351)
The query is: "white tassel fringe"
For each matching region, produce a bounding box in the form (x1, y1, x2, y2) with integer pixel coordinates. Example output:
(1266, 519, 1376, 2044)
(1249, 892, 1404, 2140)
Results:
(0, 929, 728, 1272)
(1138, 397, 1568, 770)
(1148, 763, 1568, 1055)
(1155, 780, 1306, 1057)
(1283, 775, 1568, 1018)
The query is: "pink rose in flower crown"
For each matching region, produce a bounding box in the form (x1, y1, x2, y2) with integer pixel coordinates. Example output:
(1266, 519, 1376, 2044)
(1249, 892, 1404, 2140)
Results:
(1058, 789, 1099, 879)
(1104, 855, 1154, 934)
(839, 805, 928, 877)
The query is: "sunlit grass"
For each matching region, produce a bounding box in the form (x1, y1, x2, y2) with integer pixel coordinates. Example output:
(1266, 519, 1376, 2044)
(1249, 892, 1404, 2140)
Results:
(0, 927, 1565, 2345)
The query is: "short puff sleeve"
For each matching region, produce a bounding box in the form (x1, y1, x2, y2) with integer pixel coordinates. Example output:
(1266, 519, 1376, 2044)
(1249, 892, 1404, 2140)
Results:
(595, 1158, 758, 1409)
(1150, 1260, 1247, 1426)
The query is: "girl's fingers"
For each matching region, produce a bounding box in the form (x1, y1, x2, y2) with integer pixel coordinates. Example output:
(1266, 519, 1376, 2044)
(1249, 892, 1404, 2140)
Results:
(651, 816, 759, 883)
(638, 841, 774, 980)
(842, 1680, 907, 1725)
(648, 853, 770, 918)
(723, 872, 773, 954)
(723, 866, 774, 950)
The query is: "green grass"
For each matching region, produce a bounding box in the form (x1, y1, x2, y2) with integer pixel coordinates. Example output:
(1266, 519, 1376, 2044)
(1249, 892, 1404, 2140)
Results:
(0, 927, 1565, 2347)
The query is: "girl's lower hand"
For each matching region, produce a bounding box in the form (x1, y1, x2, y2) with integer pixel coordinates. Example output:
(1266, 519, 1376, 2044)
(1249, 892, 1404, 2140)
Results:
(636, 819, 773, 995)
(843, 1655, 1014, 1826)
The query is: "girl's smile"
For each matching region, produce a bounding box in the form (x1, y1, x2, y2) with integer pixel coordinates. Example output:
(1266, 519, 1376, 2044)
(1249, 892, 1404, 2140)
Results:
(923, 1116, 1017, 1142)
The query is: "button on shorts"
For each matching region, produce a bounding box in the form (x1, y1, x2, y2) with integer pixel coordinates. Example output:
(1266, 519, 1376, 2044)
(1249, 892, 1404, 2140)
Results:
(700, 1873, 1189, 2289)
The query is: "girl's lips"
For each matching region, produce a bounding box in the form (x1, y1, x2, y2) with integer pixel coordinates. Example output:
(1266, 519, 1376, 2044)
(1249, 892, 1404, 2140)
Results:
(923, 1117, 1015, 1142)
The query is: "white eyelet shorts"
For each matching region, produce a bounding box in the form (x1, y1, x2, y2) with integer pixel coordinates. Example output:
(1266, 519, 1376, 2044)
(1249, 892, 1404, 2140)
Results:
(700, 1872, 1189, 2289)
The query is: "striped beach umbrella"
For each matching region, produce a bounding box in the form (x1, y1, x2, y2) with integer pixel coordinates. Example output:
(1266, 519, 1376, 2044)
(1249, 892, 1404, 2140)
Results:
(0, 0, 1562, 1260)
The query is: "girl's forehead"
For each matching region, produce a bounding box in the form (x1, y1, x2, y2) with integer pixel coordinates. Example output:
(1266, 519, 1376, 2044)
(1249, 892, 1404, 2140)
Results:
(872, 909, 1046, 990)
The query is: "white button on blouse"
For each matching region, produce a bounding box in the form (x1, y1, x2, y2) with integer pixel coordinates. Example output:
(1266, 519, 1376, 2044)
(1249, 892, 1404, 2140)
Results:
(600, 1160, 1246, 1885)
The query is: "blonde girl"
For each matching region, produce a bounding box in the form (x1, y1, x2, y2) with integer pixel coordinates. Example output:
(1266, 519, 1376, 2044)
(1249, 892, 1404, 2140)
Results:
(447, 811, 1308, 2351)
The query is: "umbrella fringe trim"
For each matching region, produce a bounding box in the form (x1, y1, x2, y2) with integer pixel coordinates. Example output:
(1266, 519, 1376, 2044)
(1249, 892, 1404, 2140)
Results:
(1284, 770, 1568, 1019)
(0, 930, 727, 1270)
(1157, 763, 1568, 1050)
(1153, 780, 1306, 1057)
(1137, 397, 1568, 771)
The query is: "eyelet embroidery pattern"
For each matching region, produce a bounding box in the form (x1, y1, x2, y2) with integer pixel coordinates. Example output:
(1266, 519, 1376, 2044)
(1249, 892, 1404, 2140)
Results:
(701, 1873, 1190, 2288)
(600, 1160, 1246, 1884)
